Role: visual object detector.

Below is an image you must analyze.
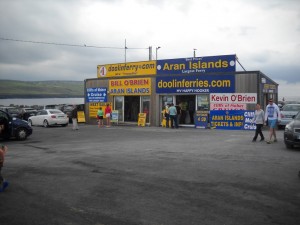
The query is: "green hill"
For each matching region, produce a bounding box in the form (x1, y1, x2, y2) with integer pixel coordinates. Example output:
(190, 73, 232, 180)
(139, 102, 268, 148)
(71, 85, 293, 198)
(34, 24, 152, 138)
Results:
(0, 80, 84, 98)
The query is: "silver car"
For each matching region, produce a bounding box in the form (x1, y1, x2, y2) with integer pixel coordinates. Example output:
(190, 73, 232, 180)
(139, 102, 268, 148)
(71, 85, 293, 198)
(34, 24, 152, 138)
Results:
(279, 104, 300, 128)
(28, 109, 69, 127)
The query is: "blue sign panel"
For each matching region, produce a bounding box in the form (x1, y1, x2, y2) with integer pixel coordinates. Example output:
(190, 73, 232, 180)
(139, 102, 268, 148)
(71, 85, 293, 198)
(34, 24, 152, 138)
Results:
(157, 54, 236, 75)
(195, 111, 209, 128)
(156, 75, 235, 94)
(210, 110, 255, 130)
(86, 87, 107, 103)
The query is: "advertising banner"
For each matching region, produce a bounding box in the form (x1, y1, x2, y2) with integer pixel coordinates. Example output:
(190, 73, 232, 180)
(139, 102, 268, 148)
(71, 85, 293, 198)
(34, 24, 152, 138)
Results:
(156, 75, 235, 94)
(109, 78, 151, 96)
(111, 110, 119, 123)
(210, 93, 257, 104)
(156, 54, 236, 75)
(89, 102, 112, 118)
(210, 110, 255, 130)
(195, 110, 209, 128)
(86, 87, 107, 103)
(210, 103, 246, 110)
(97, 61, 156, 78)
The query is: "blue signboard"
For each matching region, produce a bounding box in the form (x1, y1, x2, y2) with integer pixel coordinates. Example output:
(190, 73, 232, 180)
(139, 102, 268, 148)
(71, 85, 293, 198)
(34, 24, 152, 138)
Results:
(210, 110, 255, 130)
(157, 54, 236, 75)
(156, 74, 235, 94)
(195, 111, 209, 128)
(86, 87, 107, 103)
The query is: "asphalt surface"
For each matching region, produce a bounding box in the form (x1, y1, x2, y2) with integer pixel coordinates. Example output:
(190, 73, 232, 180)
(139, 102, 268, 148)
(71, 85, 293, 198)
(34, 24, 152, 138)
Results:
(0, 124, 300, 225)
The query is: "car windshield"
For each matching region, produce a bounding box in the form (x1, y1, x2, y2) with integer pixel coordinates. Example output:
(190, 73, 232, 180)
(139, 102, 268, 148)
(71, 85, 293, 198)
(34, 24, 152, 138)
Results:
(295, 113, 300, 120)
(282, 105, 300, 111)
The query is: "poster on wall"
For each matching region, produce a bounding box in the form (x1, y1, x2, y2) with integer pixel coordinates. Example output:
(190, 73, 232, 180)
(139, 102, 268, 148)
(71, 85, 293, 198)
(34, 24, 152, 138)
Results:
(89, 102, 112, 118)
(86, 87, 107, 103)
(210, 110, 255, 130)
(195, 111, 209, 128)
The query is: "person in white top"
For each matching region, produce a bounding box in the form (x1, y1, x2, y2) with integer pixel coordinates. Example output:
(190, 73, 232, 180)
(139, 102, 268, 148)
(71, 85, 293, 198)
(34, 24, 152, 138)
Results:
(264, 99, 281, 144)
(252, 103, 265, 142)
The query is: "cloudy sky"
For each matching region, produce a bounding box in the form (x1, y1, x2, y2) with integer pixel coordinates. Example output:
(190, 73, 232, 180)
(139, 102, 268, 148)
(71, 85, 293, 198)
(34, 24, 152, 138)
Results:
(0, 0, 299, 99)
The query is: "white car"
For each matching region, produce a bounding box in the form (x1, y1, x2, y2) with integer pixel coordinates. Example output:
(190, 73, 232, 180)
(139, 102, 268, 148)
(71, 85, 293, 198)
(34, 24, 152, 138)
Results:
(279, 104, 300, 128)
(28, 109, 69, 127)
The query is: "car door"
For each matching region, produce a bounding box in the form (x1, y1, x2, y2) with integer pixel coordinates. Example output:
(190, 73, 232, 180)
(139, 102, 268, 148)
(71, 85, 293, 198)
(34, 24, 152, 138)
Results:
(37, 110, 49, 125)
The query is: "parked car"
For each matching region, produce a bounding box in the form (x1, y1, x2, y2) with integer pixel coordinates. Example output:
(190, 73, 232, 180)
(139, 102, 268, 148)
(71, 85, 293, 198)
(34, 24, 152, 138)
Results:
(28, 109, 69, 127)
(61, 105, 74, 123)
(279, 104, 300, 128)
(20, 108, 38, 121)
(284, 112, 300, 149)
(0, 106, 22, 119)
(0, 109, 33, 140)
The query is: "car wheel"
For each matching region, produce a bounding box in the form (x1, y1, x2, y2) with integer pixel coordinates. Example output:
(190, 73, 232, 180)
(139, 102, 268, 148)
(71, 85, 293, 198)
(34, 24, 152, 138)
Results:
(43, 120, 49, 128)
(285, 142, 294, 149)
(28, 119, 33, 126)
(16, 128, 28, 140)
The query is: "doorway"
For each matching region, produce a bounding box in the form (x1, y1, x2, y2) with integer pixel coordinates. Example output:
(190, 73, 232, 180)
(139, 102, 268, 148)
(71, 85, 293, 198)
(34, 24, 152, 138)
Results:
(176, 95, 196, 124)
(124, 96, 140, 122)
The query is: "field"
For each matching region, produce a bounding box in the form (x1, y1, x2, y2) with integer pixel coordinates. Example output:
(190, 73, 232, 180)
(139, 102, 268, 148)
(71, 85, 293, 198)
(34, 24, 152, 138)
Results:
(0, 80, 84, 98)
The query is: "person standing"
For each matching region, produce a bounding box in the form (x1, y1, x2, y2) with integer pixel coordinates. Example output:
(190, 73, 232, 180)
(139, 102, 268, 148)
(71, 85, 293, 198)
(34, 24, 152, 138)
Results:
(169, 103, 178, 129)
(0, 145, 9, 192)
(164, 103, 170, 128)
(105, 104, 112, 127)
(252, 103, 265, 142)
(265, 99, 281, 144)
(71, 105, 79, 130)
(97, 107, 104, 128)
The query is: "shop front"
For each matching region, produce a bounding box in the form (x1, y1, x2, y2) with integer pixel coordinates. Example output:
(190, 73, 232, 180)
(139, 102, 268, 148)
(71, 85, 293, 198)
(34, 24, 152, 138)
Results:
(84, 54, 279, 129)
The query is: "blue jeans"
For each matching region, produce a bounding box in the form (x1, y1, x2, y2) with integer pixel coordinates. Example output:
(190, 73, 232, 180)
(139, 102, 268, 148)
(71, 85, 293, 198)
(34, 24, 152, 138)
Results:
(170, 115, 178, 128)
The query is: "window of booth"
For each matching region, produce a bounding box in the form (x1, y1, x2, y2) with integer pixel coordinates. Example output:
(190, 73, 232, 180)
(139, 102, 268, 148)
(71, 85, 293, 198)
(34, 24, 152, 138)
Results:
(197, 95, 209, 110)
(114, 96, 124, 122)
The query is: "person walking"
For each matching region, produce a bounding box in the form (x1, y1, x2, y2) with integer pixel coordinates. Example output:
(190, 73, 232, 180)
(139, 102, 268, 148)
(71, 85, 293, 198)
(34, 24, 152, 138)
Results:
(169, 103, 178, 129)
(105, 104, 112, 127)
(0, 145, 9, 192)
(71, 105, 79, 130)
(97, 107, 104, 128)
(252, 103, 265, 142)
(265, 99, 281, 144)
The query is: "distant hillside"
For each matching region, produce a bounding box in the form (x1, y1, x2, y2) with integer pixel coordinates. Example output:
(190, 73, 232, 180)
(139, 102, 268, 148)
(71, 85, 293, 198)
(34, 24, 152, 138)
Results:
(0, 80, 84, 98)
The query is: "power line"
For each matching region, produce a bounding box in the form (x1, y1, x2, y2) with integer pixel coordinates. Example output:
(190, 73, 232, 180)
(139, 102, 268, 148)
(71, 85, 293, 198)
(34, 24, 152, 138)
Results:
(0, 37, 148, 50)
(236, 55, 246, 71)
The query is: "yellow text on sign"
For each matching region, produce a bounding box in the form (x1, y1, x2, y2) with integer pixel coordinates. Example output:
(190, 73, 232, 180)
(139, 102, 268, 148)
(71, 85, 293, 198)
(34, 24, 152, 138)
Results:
(138, 113, 146, 127)
(77, 111, 86, 123)
(97, 61, 156, 78)
(89, 102, 112, 118)
(109, 78, 151, 96)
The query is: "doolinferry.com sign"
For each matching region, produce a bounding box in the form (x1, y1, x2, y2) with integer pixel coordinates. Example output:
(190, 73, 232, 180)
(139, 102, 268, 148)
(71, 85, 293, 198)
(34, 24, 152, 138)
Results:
(210, 93, 257, 104)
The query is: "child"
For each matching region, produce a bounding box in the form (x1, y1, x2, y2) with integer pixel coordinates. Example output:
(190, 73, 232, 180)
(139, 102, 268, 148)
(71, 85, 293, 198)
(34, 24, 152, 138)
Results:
(97, 107, 104, 128)
(0, 145, 9, 192)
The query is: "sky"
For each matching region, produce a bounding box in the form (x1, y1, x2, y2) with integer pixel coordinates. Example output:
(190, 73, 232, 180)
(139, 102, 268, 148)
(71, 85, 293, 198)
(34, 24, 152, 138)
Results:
(0, 0, 299, 100)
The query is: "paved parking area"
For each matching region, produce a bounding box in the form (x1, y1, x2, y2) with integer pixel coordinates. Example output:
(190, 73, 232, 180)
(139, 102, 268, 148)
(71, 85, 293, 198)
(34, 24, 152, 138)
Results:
(0, 124, 300, 225)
